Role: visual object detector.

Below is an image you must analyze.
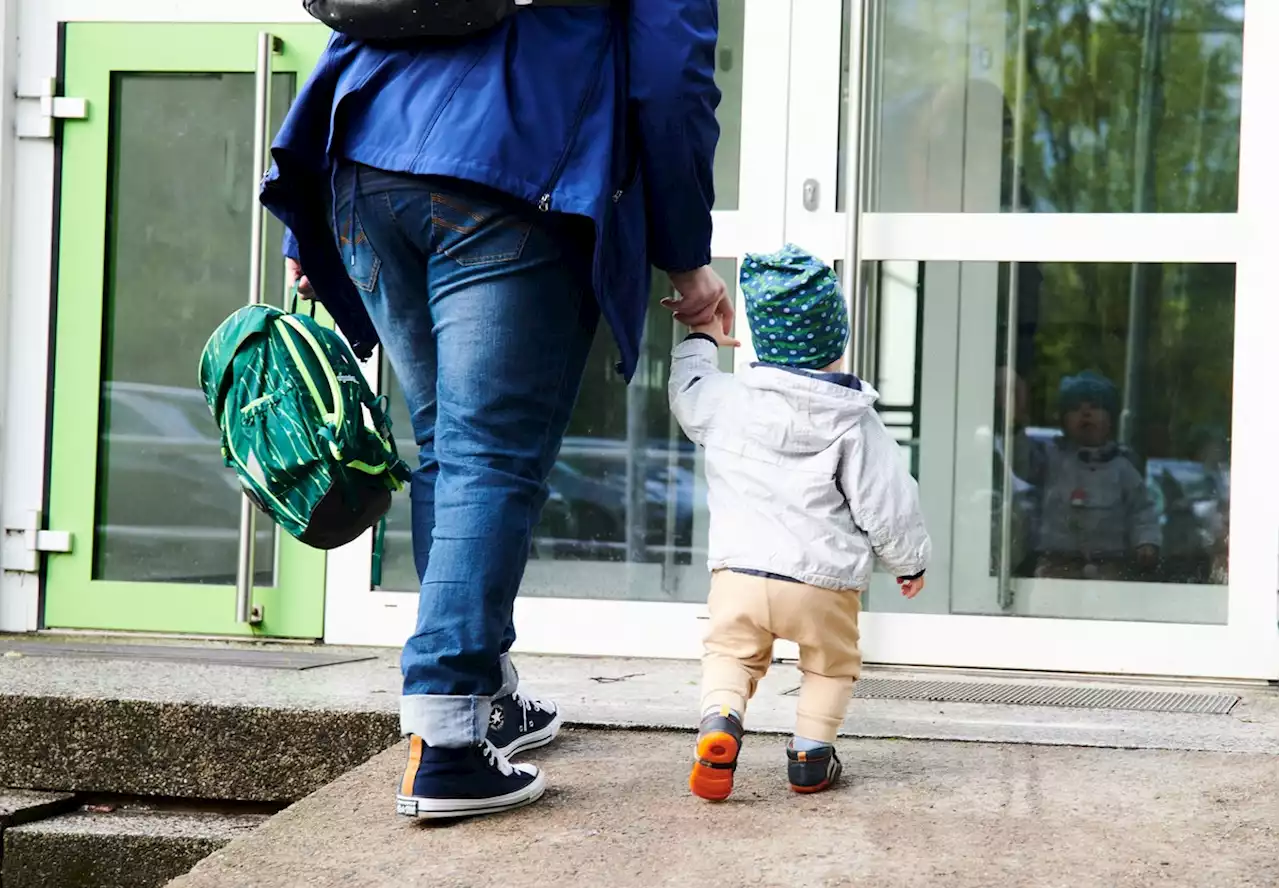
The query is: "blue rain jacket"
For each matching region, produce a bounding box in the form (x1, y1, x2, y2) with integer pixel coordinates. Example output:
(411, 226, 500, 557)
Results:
(260, 3, 721, 378)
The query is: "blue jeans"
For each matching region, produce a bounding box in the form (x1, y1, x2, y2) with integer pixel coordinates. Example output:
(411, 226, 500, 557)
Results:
(333, 163, 599, 746)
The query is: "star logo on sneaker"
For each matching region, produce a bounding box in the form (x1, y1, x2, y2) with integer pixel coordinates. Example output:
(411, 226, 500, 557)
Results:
(489, 707, 505, 731)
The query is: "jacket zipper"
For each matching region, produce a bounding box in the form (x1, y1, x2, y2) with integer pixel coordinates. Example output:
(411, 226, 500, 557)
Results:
(537, 24, 615, 212)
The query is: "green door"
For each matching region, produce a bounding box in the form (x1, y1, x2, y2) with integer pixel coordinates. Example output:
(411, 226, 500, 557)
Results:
(44, 23, 332, 637)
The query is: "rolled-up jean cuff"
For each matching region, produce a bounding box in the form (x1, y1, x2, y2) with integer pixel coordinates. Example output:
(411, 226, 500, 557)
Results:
(498, 653, 519, 698)
(400, 694, 491, 747)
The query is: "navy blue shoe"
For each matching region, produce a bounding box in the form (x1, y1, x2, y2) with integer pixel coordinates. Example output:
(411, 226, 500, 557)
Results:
(786, 741, 842, 794)
(396, 738, 545, 819)
(487, 692, 563, 759)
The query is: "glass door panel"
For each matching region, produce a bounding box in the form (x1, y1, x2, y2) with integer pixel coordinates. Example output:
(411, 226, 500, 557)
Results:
(44, 23, 331, 637)
(376, 259, 738, 604)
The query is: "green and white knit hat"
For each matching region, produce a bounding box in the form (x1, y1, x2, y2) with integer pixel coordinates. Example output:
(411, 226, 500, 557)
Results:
(741, 244, 849, 370)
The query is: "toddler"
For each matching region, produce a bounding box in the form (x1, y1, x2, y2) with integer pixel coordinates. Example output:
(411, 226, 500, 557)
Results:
(667, 245, 931, 800)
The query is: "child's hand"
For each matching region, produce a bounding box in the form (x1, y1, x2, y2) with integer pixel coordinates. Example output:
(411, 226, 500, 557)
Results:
(898, 575, 925, 599)
(689, 307, 740, 348)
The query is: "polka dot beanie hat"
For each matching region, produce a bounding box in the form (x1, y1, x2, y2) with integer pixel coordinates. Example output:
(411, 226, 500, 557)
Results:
(741, 244, 849, 371)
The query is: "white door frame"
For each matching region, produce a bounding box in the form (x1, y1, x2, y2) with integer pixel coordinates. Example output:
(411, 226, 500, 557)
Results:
(321, 0, 795, 655)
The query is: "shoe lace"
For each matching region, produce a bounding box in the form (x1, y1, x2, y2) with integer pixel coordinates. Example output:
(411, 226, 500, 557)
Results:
(482, 741, 516, 776)
(512, 691, 553, 715)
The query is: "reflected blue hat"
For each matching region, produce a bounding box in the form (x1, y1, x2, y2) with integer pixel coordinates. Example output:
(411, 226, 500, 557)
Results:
(740, 244, 849, 370)
(1059, 371, 1119, 416)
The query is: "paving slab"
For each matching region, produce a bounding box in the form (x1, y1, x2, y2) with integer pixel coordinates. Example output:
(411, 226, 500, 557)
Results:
(169, 728, 1279, 888)
(4, 807, 266, 888)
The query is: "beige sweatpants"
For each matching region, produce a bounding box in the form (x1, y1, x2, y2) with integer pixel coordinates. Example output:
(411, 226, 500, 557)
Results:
(701, 570, 862, 743)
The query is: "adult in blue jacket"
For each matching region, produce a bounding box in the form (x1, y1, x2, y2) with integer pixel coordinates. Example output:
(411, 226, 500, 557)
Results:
(262, 1, 727, 819)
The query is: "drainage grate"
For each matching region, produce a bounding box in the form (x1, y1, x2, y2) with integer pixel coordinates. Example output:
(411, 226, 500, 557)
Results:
(0, 641, 376, 671)
(783, 677, 1239, 715)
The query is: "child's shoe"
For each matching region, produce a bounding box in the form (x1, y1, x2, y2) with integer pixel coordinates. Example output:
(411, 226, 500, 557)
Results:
(786, 740, 842, 793)
(689, 707, 744, 801)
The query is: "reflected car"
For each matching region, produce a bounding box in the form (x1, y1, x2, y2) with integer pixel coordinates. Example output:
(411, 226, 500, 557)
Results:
(100, 385, 703, 584)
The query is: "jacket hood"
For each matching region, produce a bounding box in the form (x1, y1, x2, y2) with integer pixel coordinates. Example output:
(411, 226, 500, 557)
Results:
(739, 364, 879, 454)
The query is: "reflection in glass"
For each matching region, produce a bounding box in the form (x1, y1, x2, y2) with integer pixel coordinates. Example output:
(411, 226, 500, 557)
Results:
(378, 260, 739, 603)
(93, 73, 293, 584)
(863, 258, 1232, 624)
(991, 261, 1233, 590)
(841, 0, 1243, 213)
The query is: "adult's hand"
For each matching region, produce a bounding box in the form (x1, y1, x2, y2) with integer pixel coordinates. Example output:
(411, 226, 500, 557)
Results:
(286, 258, 313, 300)
(664, 265, 733, 334)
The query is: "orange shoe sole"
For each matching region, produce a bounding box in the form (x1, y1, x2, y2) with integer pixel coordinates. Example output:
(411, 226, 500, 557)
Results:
(789, 779, 832, 794)
(688, 730, 740, 801)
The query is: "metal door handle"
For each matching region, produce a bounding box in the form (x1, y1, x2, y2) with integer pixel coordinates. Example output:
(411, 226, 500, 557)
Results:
(802, 178, 820, 212)
(235, 32, 281, 626)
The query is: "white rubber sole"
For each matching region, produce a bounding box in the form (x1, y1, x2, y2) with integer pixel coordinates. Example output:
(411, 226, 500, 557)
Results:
(493, 710, 563, 759)
(396, 768, 547, 820)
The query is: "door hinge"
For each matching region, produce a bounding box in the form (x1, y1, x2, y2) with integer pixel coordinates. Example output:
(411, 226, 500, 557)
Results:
(16, 78, 89, 140)
(2, 510, 73, 573)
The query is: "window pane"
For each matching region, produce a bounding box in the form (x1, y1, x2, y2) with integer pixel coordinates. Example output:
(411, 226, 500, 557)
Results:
(864, 258, 1233, 625)
(93, 72, 293, 584)
(377, 259, 739, 604)
(840, 0, 1244, 213)
(713, 0, 745, 210)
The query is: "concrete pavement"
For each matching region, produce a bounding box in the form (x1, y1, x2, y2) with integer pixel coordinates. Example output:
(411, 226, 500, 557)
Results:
(170, 728, 1279, 888)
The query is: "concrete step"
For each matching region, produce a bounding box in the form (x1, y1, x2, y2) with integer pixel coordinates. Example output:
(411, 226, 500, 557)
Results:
(1, 789, 76, 833)
(0, 634, 403, 803)
(2, 633, 1274, 806)
(1, 790, 77, 876)
(0, 693, 399, 803)
(3, 804, 267, 888)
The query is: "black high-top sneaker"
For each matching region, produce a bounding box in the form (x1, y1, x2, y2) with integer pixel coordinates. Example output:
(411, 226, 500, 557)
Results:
(487, 691, 562, 759)
(786, 741, 842, 794)
(396, 737, 545, 819)
(689, 707, 744, 801)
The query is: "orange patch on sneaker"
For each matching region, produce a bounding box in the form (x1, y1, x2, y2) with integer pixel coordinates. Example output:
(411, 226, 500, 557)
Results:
(401, 735, 423, 797)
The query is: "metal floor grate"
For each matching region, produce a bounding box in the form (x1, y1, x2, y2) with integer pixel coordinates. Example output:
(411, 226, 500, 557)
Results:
(0, 641, 376, 671)
(784, 677, 1240, 715)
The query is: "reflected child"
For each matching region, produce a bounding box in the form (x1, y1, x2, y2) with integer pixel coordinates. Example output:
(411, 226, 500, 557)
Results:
(1033, 371, 1161, 580)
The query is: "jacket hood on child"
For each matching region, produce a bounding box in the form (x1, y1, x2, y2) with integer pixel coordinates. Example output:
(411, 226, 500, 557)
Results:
(740, 364, 878, 456)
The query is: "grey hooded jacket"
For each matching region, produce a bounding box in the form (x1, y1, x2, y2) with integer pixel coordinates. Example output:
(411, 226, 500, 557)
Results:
(1029, 438, 1162, 557)
(668, 337, 931, 591)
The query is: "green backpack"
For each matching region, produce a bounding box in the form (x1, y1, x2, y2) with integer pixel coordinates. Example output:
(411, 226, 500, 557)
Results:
(198, 298, 411, 552)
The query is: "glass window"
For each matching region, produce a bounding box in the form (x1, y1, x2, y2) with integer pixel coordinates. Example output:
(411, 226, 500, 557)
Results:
(377, 259, 739, 604)
(93, 72, 293, 584)
(713, 0, 745, 210)
(840, 0, 1244, 213)
(862, 258, 1233, 625)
